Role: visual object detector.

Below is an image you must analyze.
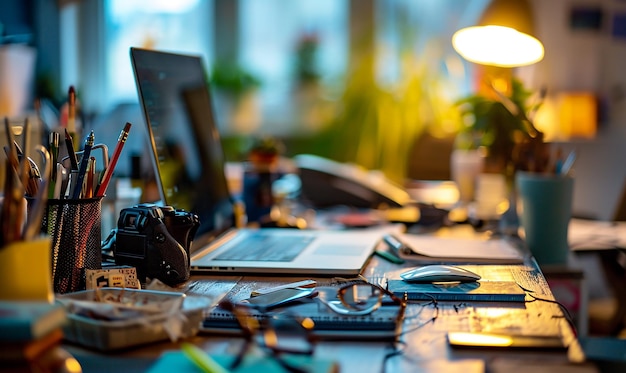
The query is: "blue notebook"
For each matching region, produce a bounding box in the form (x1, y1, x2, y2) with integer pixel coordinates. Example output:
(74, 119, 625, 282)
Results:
(387, 280, 526, 302)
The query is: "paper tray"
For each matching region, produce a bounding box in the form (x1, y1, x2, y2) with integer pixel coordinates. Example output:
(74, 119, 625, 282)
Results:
(56, 288, 213, 351)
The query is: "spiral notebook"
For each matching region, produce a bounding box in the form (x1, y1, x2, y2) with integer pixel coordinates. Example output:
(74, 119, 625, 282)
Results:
(200, 299, 402, 341)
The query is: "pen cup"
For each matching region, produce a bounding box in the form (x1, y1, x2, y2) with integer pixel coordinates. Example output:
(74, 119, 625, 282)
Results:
(42, 197, 103, 294)
(516, 172, 574, 266)
(0, 236, 54, 302)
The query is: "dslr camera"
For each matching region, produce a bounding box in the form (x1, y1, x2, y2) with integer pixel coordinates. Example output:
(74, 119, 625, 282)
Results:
(113, 203, 199, 286)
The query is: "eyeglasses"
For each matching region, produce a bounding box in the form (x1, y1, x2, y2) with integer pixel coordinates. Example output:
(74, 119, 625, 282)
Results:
(218, 299, 317, 373)
(316, 281, 407, 319)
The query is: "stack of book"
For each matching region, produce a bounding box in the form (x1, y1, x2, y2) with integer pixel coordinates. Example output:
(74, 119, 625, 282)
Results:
(0, 301, 68, 370)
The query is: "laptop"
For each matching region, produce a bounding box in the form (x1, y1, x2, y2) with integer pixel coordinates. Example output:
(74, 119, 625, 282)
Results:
(129, 47, 384, 275)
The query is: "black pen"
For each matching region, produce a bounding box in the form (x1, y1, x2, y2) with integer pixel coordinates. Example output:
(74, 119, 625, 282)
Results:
(64, 128, 79, 170)
(48, 132, 59, 198)
(72, 130, 94, 199)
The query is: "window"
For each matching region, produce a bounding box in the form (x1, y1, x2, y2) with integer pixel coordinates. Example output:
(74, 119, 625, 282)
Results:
(62, 0, 483, 136)
(240, 0, 348, 92)
(104, 0, 213, 109)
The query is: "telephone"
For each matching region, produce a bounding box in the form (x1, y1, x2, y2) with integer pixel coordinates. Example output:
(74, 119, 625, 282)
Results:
(293, 154, 412, 209)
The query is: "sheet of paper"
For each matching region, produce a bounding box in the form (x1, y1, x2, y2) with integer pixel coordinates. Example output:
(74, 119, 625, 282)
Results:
(568, 218, 626, 251)
(399, 234, 524, 262)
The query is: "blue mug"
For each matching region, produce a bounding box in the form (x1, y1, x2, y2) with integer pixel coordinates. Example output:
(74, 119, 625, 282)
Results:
(516, 171, 574, 266)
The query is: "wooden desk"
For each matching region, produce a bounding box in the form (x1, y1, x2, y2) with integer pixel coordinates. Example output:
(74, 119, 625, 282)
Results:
(64, 228, 597, 373)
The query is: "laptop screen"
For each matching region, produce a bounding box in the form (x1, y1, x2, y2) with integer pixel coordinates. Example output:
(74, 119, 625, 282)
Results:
(130, 47, 235, 241)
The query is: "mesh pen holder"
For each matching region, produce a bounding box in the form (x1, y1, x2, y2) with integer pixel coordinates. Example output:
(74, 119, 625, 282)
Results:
(42, 197, 103, 294)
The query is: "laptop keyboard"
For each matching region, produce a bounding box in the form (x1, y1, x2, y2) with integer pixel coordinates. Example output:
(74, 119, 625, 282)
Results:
(214, 233, 315, 262)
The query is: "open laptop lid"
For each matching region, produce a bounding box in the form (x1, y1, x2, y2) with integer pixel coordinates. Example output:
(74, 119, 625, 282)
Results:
(130, 47, 235, 249)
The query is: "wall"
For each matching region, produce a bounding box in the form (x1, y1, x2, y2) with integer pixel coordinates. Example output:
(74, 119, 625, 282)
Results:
(0, 0, 33, 38)
(530, 0, 626, 220)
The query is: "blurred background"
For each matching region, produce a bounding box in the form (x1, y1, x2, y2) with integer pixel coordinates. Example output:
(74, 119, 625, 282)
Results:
(1, 0, 625, 220)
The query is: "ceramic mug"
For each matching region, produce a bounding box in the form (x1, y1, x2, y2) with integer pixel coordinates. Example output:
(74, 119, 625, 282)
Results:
(516, 171, 574, 266)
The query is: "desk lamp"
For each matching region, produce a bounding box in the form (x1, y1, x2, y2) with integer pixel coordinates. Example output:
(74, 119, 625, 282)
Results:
(452, 0, 544, 68)
(452, 0, 544, 96)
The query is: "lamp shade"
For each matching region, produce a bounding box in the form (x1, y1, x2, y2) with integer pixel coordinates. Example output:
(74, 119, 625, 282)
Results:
(452, 0, 544, 67)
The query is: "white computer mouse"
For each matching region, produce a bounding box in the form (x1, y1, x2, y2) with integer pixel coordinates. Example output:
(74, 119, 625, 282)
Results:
(400, 265, 481, 283)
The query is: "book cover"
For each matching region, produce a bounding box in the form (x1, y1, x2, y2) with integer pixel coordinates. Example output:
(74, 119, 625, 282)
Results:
(0, 301, 67, 342)
(201, 299, 401, 341)
(387, 280, 527, 302)
(0, 328, 64, 362)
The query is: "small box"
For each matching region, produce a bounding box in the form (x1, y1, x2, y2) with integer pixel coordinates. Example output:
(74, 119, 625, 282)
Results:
(85, 266, 140, 290)
(56, 288, 213, 350)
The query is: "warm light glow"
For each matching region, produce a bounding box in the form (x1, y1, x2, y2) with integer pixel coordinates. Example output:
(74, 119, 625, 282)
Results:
(533, 93, 598, 140)
(558, 92, 597, 139)
(449, 332, 514, 346)
(452, 25, 544, 67)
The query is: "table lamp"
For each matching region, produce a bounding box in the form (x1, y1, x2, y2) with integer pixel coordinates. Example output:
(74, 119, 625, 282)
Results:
(452, 0, 544, 96)
(452, 0, 544, 68)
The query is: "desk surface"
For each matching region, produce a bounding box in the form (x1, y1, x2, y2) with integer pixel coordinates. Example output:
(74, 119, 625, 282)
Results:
(64, 226, 597, 373)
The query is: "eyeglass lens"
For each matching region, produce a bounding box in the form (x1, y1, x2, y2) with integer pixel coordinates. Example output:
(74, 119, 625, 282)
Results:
(338, 283, 383, 311)
(259, 316, 315, 355)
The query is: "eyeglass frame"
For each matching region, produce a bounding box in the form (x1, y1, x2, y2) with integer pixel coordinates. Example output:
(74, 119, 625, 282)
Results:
(316, 280, 407, 337)
(218, 299, 318, 373)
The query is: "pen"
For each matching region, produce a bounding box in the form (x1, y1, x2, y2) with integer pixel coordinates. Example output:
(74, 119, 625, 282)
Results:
(180, 343, 229, 373)
(374, 249, 405, 264)
(559, 150, 576, 176)
(53, 163, 65, 199)
(251, 279, 317, 296)
(18, 118, 32, 197)
(48, 132, 60, 198)
(383, 234, 413, 256)
(65, 171, 76, 199)
(84, 156, 96, 198)
(67, 85, 78, 148)
(96, 122, 132, 197)
(64, 128, 79, 170)
(72, 130, 94, 199)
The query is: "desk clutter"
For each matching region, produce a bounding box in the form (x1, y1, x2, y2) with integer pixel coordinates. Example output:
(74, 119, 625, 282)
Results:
(1, 92, 134, 294)
(0, 48, 595, 372)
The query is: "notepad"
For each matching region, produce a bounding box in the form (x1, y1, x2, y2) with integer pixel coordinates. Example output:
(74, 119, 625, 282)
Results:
(387, 280, 527, 302)
(394, 234, 525, 264)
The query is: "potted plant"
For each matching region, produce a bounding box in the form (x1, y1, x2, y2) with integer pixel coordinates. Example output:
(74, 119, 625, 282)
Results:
(247, 136, 285, 170)
(209, 60, 262, 133)
(309, 52, 460, 184)
(455, 77, 546, 179)
(454, 77, 549, 230)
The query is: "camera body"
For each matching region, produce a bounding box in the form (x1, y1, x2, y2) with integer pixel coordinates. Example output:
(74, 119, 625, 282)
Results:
(113, 203, 199, 286)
